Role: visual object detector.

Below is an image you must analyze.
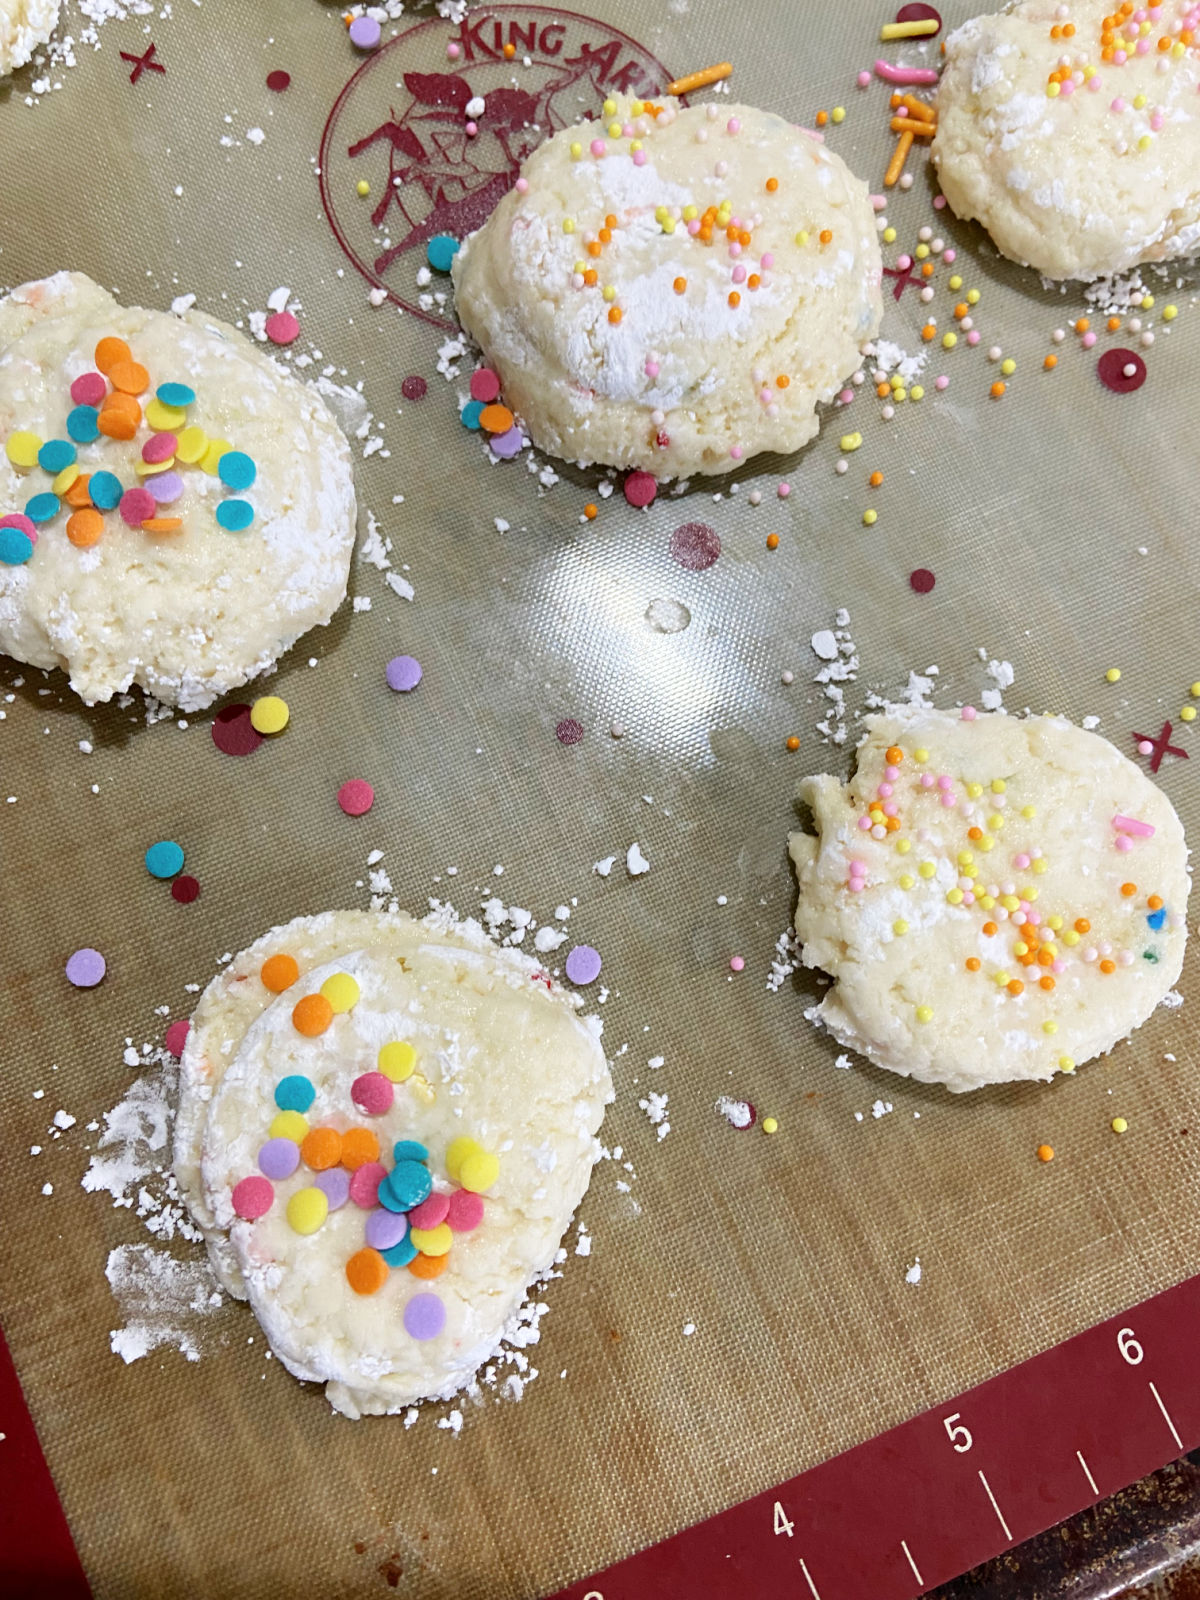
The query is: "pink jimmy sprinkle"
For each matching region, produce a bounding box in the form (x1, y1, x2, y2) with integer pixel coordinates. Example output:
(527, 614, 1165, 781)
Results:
(1113, 814, 1156, 837)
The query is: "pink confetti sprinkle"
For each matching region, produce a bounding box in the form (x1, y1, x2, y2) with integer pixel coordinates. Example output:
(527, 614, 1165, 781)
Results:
(70, 372, 106, 406)
(119, 487, 156, 527)
(164, 1018, 191, 1058)
(142, 432, 177, 463)
(264, 310, 300, 345)
(232, 1176, 273, 1221)
(337, 779, 375, 816)
(624, 470, 657, 508)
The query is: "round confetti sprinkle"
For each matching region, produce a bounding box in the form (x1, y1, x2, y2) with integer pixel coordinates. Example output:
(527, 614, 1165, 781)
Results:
(469, 368, 501, 403)
(394, 1139, 430, 1163)
(71, 373, 107, 406)
(293, 992, 335, 1037)
(258, 1137, 301, 1181)
(66, 947, 106, 988)
(351, 1071, 394, 1116)
(157, 382, 196, 408)
(216, 500, 255, 532)
(67, 406, 100, 444)
(164, 1019, 190, 1058)
(315, 1166, 350, 1210)
(149, 472, 184, 506)
(287, 1186, 329, 1235)
(386, 655, 422, 692)
(556, 718, 584, 745)
(119, 487, 156, 527)
(460, 400, 484, 430)
(403, 1292, 446, 1341)
(25, 493, 60, 525)
(217, 451, 256, 491)
(382, 1236, 419, 1268)
(270, 1110, 308, 1143)
(250, 695, 289, 734)
(141, 432, 177, 465)
(896, 3, 942, 24)
(365, 1209, 408, 1251)
(565, 944, 602, 985)
(447, 1189, 484, 1231)
(261, 953, 299, 992)
(171, 875, 200, 903)
(488, 426, 523, 458)
(275, 1075, 316, 1114)
(37, 439, 75, 474)
(145, 839, 184, 879)
(459, 1150, 500, 1193)
(232, 1176, 274, 1220)
(624, 471, 657, 508)
(349, 14, 381, 48)
(300, 1126, 343, 1170)
(0, 528, 33, 566)
(266, 69, 291, 91)
(909, 568, 936, 594)
(340, 1128, 380, 1170)
(1097, 348, 1146, 394)
(0, 512, 37, 540)
(401, 374, 427, 401)
(211, 704, 264, 757)
(349, 1161, 387, 1209)
(378, 1040, 416, 1082)
(264, 310, 300, 345)
(337, 779, 374, 816)
(409, 1192, 451, 1231)
(669, 522, 721, 570)
(89, 471, 123, 511)
(426, 235, 460, 273)
(383, 1159, 433, 1211)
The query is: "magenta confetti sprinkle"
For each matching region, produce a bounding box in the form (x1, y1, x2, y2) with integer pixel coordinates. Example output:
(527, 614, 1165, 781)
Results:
(669, 522, 721, 570)
(264, 310, 300, 345)
(337, 778, 375, 816)
(171, 875, 201, 903)
(401, 374, 427, 400)
(896, 2, 942, 26)
(164, 1018, 191, 1058)
(211, 704, 264, 757)
(909, 568, 936, 594)
(555, 718, 584, 745)
(1097, 348, 1146, 394)
(469, 368, 501, 403)
(266, 69, 291, 92)
(624, 471, 657, 508)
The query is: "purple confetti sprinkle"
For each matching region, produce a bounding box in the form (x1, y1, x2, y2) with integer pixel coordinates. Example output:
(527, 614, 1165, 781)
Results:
(65, 947, 106, 988)
(315, 1167, 351, 1211)
(386, 654, 423, 692)
(365, 1209, 408, 1250)
(258, 1137, 301, 1180)
(149, 471, 184, 505)
(488, 426, 524, 459)
(403, 1292, 446, 1341)
(565, 944, 602, 985)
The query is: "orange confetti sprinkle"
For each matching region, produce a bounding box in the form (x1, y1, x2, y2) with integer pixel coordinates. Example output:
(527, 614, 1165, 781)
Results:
(478, 403, 515, 434)
(64, 474, 93, 509)
(261, 953, 299, 992)
(292, 992, 334, 1037)
(340, 1128, 381, 1170)
(94, 336, 130, 375)
(409, 1253, 449, 1279)
(346, 1248, 388, 1296)
(66, 508, 103, 547)
(142, 517, 183, 534)
(301, 1127, 343, 1171)
(108, 359, 150, 397)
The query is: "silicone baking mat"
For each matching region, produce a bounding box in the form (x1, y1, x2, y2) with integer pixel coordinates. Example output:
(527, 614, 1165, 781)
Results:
(1, 2, 1198, 1597)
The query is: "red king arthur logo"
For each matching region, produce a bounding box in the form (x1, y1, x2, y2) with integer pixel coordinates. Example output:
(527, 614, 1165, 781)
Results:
(320, 6, 674, 329)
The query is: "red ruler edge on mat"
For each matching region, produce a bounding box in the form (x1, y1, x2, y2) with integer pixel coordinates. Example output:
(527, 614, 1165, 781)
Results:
(0, 1318, 91, 1598)
(549, 1272, 1200, 1600)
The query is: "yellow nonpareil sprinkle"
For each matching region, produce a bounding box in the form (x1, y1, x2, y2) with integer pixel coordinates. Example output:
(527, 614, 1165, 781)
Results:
(1163, 305, 1178, 321)
(762, 1116, 779, 1134)
(881, 227, 896, 244)
(1043, 1021, 1058, 1035)
(918, 861, 936, 879)
(570, 142, 583, 159)
(899, 873, 915, 890)
(863, 509, 878, 526)
(795, 229, 811, 246)
(966, 289, 980, 305)
(893, 919, 908, 935)
(915, 1005, 933, 1023)
(910, 384, 925, 401)
(831, 106, 845, 123)
(1181, 706, 1197, 723)
(1059, 1056, 1075, 1073)
(1000, 358, 1016, 377)
(562, 219, 576, 234)
(946, 888, 964, 905)
(1106, 667, 1121, 683)
(1022, 805, 1037, 819)
(948, 275, 962, 291)
(895, 839, 912, 854)
(356, 179, 370, 196)
(1112, 1117, 1128, 1134)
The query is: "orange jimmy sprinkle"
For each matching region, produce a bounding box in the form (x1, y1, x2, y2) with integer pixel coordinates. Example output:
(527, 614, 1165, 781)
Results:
(261, 953, 300, 992)
(94, 336, 130, 374)
(346, 1248, 388, 1296)
(292, 992, 334, 1036)
(301, 1127, 343, 1170)
(142, 518, 183, 534)
(409, 1253, 449, 1280)
(67, 508, 103, 548)
(65, 474, 93, 508)
(340, 1128, 381, 1170)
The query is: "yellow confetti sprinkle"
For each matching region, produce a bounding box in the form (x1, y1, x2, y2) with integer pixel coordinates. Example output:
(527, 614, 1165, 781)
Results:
(250, 695, 289, 735)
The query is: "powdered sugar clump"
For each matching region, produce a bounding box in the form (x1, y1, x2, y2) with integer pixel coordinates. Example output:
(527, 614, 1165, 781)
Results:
(106, 1243, 223, 1364)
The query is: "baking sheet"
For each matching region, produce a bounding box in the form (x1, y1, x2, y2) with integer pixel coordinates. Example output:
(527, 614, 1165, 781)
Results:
(1, 1, 1200, 1596)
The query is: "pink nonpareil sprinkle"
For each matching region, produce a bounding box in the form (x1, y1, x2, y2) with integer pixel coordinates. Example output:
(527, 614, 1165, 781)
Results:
(839, 387, 854, 404)
(933, 194, 947, 209)
(967, 330, 981, 345)
(727, 117, 741, 133)
(857, 70, 872, 87)
(729, 956, 745, 971)
(778, 482, 791, 498)
(590, 138, 606, 156)
(447, 41, 460, 58)
(515, 177, 528, 193)
(942, 247, 956, 262)
(1082, 331, 1097, 348)
(961, 705, 978, 721)
(633, 149, 647, 166)
(935, 375, 949, 390)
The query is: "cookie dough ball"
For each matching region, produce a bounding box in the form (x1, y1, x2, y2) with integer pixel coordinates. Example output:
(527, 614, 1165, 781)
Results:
(934, 0, 1200, 279)
(182, 911, 613, 1415)
(452, 97, 882, 477)
(790, 709, 1188, 1092)
(0, 0, 58, 75)
(0, 273, 356, 709)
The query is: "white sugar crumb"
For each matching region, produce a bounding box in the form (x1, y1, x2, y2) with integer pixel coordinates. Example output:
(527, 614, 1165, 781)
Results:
(1161, 990, 1184, 1010)
(170, 293, 197, 316)
(767, 927, 801, 992)
(682, 1322, 696, 1336)
(905, 1258, 923, 1285)
(639, 1091, 670, 1140)
(813, 611, 858, 745)
(1083, 715, 1101, 731)
(436, 1409, 463, 1436)
(626, 842, 650, 876)
(41, 1182, 53, 1196)
(534, 925, 567, 953)
(52, 1109, 76, 1130)
(869, 339, 927, 386)
(105, 1243, 223, 1365)
(834, 1053, 854, 1070)
(246, 127, 266, 146)
(980, 655, 1016, 712)
(810, 629, 839, 661)
(871, 1099, 894, 1119)
(715, 1095, 753, 1129)
(593, 855, 616, 877)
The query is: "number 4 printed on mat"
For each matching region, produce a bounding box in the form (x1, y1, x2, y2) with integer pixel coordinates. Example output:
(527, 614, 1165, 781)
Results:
(773, 1501, 795, 1537)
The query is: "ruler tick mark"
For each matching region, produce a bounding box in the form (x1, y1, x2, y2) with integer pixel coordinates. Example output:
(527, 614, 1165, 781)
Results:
(1149, 1381, 1183, 1451)
(901, 1539, 924, 1586)
(1076, 1450, 1099, 1496)
(798, 1556, 823, 1599)
(977, 1469, 1013, 1541)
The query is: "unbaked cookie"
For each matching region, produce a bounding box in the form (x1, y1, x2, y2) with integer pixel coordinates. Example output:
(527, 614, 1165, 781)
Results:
(0, 0, 58, 76)
(789, 708, 1188, 1092)
(0, 273, 356, 709)
(178, 910, 612, 1417)
(452, 96, 882, 477)
(934, 0, 1200, 279)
